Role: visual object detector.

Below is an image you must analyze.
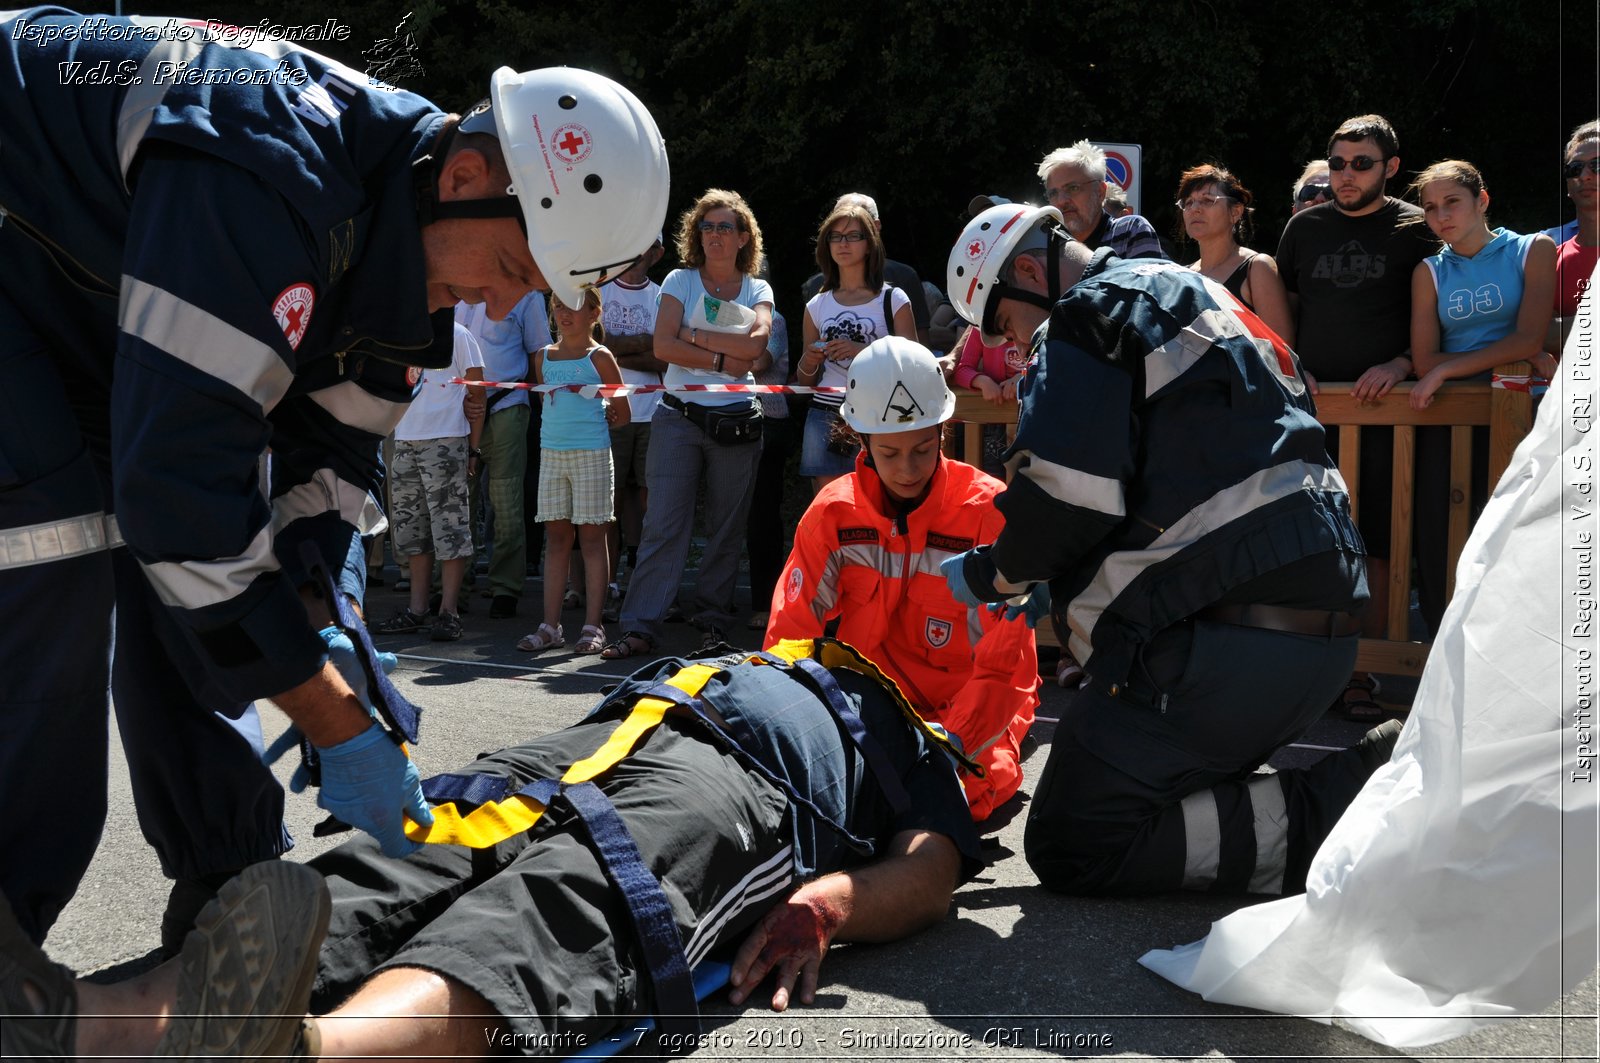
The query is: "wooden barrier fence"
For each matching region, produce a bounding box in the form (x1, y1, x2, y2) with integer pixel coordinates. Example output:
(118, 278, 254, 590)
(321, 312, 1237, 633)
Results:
(948, 361, 1536, 677)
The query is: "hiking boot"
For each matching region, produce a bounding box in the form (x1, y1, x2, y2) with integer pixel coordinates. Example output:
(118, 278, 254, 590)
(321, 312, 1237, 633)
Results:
(152, 861, 330, 1061)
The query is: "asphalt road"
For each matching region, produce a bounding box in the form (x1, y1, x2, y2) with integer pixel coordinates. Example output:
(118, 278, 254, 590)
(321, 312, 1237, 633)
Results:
(48, 577, 1598, 1061)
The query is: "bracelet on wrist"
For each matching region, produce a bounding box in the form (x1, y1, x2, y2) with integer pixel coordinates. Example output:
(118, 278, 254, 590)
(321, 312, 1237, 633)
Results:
(713, 352, 725, 374)
(469, 448, 482, 458)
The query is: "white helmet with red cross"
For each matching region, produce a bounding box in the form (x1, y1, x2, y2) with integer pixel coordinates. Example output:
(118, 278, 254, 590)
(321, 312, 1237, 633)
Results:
(460, 67, 669, 311)
(946, 203, 1065, 346)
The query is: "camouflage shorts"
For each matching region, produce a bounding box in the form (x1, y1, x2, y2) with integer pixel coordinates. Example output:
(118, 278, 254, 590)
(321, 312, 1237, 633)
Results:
(390, 437, 473, 560)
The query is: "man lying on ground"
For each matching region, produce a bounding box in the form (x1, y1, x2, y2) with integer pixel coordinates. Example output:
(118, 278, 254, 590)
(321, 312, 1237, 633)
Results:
(2, 641, 982, 1060)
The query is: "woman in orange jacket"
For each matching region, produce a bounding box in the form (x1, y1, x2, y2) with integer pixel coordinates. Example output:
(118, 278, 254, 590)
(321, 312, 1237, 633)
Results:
(766, 336, 1039, 820)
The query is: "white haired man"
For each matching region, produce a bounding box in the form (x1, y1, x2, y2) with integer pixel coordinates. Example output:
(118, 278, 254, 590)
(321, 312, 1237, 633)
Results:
(1038, 140, 1164, 259)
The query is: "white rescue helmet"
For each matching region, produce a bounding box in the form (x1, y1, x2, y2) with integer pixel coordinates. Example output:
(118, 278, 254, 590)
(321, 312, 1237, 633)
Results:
(841, 336, 956, 435)
(461, 67, 669, 312)
(946, 203, 1064, 346)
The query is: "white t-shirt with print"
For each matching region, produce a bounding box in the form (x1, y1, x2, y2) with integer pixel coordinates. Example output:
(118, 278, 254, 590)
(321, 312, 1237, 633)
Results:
(803, 285, 912, 407)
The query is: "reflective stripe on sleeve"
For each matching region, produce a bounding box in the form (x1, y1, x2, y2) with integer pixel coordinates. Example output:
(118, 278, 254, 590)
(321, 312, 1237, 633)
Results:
(1179, 789, 1221, 890)
(141, 522, 277, 609)
(115, 37, 206, 181)
(1142, 311, 1228, 398)
(1245, 773, 1289, 895)
(964, 603, 984, 649)
(120, 277, 294, 412)
(309, 380, 410, 437)
(273, 468, 388, 538)
(1013, 451, 1127, 519)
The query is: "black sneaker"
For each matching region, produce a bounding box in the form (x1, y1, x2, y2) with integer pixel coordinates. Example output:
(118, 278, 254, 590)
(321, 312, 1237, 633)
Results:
(489, 595, 519, 619)
(430, 611, 464, 641)
(373, 607, 428, 634)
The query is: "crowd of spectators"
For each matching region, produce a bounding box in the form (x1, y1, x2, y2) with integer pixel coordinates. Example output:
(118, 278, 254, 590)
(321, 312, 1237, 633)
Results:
(366, 114, 1597, 691)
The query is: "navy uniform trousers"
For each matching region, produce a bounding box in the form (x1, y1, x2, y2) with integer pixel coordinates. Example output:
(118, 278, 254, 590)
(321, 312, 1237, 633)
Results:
(0, 215, 288, 943)
(1025, 618, 1366, 896)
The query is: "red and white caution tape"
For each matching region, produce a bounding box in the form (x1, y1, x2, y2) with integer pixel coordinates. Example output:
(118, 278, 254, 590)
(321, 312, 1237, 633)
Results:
(442, 377, 845, 398)
(1490, 373, 1550, 394)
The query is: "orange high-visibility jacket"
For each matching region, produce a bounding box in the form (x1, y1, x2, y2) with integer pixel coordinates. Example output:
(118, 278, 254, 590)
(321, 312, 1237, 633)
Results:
(766, 453, 1039, 820)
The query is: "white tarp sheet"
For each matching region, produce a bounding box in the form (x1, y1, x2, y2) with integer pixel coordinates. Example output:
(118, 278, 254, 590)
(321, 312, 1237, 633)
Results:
(1140, 271, 1600, 1047)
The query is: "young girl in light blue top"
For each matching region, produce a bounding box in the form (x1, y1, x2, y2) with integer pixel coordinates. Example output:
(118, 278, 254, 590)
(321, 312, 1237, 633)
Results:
(519, 288, 628, 655)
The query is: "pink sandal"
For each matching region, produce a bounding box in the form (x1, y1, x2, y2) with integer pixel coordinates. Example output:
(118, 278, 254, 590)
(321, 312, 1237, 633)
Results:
(516, 623, 564, 653)
(573, 624, 606, 655)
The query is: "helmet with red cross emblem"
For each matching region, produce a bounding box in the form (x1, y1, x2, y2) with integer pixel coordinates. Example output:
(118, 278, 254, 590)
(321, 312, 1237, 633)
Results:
(946, 203, 1066, 346)
(460, 67, 669, 312)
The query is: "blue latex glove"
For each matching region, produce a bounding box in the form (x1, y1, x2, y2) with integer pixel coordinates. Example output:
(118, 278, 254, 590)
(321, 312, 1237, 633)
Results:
(307, 626, 431, 857)
(939, 552, 985, 609)
(315, 723, 431, 858)
(987, 582, 1052, 629)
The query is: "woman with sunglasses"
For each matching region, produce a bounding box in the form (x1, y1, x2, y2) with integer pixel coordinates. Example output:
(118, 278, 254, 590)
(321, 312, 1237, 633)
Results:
(1408, 160, 1558, 409)
(604, 189, 774, 658)
(1290, 160, 1332, 215)
(1174, 164, 1294, 343)
(796, 200, 916, 495)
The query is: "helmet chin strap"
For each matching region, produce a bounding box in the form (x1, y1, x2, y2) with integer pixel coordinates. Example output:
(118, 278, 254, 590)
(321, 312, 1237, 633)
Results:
(413, 121, 527, 234)
(981, 220, 1072, 336)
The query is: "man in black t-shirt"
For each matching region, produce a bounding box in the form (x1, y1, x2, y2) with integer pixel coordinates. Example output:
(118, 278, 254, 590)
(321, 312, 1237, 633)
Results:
(1276, 115, 1439, 713)
(15, 648, 980, 1060)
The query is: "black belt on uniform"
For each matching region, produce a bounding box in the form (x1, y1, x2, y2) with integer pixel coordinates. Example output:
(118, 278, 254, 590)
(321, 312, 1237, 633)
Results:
(1196, 602, 1363, 638)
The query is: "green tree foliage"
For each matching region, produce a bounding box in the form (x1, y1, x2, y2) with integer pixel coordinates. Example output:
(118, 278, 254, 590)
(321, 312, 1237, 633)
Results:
(94, 0, 1597, 326)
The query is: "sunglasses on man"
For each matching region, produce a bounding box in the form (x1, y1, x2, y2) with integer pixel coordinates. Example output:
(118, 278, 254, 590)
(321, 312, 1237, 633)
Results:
(1565, 158, 1600, 180)
(1296, 183, 1332, 203)
(1326, 155, 1386, 172)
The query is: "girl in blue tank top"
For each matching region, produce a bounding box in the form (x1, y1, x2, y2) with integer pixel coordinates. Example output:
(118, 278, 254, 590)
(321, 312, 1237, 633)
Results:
(1408, 159, 1559, 409)
(520, 289, 629, 656)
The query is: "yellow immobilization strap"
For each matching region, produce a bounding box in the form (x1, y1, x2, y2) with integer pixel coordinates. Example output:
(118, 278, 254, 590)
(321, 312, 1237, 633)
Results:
(402, 663, 723, 847)
(763, 637, 981, 775)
